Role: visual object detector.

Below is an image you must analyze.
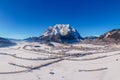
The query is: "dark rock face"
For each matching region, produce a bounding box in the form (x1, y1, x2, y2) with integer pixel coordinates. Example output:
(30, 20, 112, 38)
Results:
(99, 29, 120, 40)
(82, 29, 120, 45)
(0, 37, 16, 47)
(40, 24, 83, 43)
(98, 29, 120, 44)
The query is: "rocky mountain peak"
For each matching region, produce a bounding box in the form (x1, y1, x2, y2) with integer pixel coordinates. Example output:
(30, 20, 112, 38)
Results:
(95, 29, 120, 44)
(99, 29, 120, 40)
(43, 24, 75, 36)
(41, 24, 83, 43)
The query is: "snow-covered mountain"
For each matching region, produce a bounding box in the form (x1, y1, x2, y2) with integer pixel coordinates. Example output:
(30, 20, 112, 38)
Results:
(40, 24, 83, 43)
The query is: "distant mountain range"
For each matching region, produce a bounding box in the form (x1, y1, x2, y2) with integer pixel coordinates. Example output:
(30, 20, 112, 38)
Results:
(25, 24, 120, 44)
(1, 24, 120, 46)
(24, 37, 40, 42)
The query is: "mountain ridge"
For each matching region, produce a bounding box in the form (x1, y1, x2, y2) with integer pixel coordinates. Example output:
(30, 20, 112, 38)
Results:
(24, 25, 120, 44)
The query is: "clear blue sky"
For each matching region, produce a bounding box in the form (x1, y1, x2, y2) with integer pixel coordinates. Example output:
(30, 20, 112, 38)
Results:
(0, 0, 120, 39)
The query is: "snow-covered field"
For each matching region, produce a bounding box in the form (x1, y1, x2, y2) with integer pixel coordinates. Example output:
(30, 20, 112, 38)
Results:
(0, 42, 120, 80)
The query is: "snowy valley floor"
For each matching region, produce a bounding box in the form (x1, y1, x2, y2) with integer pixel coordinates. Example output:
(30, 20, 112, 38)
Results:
(0, 42, 120, 80)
